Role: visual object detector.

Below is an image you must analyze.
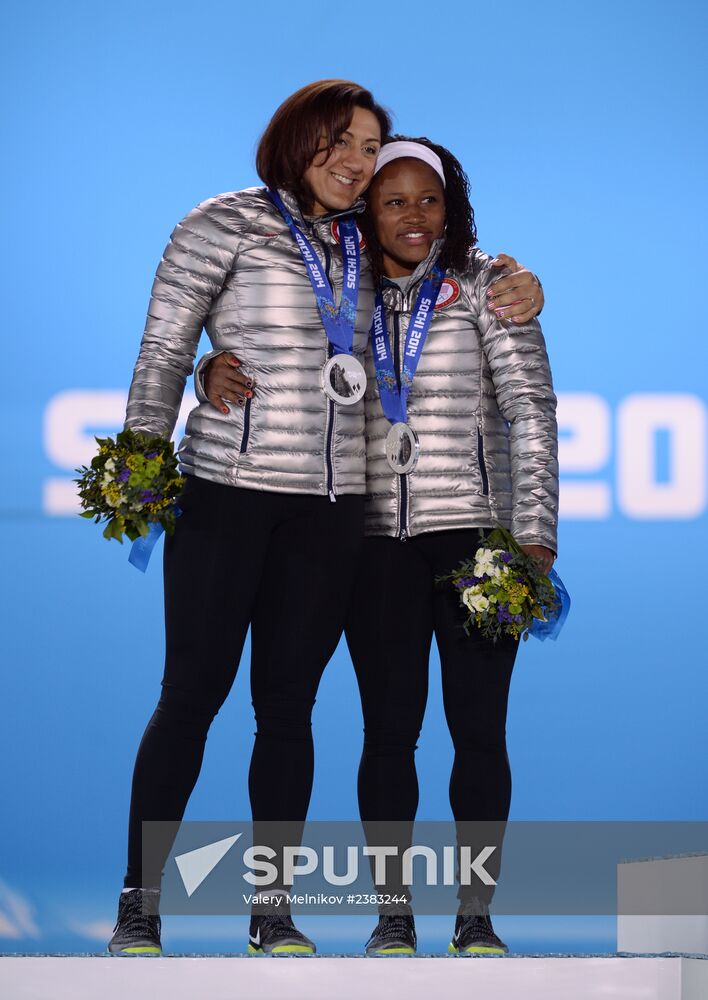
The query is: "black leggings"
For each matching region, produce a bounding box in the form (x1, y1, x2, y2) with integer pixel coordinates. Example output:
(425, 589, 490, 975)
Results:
(345, 530, 519, 902)
(125, 475, 364, 888)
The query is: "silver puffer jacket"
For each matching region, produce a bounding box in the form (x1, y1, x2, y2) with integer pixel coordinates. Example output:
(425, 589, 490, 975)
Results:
(124, 187, 376, 497)
(363, 244, 558, 552)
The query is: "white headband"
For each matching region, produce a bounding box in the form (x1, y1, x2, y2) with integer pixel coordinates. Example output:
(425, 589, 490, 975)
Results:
(374, 141, 446, 187)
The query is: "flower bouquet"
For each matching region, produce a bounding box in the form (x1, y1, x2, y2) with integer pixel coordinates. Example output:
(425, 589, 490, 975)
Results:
(75, 429, 184, 543)
(437, 526, 562, 642)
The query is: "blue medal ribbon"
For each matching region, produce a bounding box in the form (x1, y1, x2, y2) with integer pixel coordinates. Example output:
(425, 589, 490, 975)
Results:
(371, 264, 446, 425)
(268, 190, 361, 356)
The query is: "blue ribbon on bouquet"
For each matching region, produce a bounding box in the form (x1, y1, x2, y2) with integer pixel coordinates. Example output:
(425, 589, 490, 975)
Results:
(128, 507, 181, 573)
(529, 569, 571, 641)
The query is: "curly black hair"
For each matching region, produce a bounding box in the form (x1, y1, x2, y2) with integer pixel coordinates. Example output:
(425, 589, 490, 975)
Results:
(360, 134, 477, 283)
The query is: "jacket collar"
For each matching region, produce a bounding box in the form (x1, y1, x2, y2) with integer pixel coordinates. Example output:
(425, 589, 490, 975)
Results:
(382, 237, 446, 305)
(277, 188, 366, 228)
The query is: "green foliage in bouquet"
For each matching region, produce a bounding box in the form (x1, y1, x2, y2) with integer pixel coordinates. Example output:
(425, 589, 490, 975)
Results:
(75, 429, 184, 543)
(437, 525, 559, 642)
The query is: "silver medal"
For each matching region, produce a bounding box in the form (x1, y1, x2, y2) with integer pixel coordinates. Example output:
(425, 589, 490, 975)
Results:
(321, 354, 367, 406)
(385, 422, 419, 474)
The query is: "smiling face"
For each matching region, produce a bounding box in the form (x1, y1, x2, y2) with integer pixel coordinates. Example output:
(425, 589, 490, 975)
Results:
(368, 158, 446, 277)
(302, 106, 382, 215)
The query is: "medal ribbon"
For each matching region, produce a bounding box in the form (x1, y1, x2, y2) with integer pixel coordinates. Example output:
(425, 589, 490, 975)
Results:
(371, 264, 446, 424)
(268, 190, 360, 356)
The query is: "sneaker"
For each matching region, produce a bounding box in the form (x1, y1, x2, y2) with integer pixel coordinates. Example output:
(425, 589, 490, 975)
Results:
(248, 913, 316, 955)
(448, 912, 508, 955)
(107, 888, 162, 956)
(365, 914, 417, 956)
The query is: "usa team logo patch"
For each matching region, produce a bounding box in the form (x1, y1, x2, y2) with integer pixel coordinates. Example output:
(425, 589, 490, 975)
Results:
(435, 277, 460, 309)
(331, 221, 367, 250)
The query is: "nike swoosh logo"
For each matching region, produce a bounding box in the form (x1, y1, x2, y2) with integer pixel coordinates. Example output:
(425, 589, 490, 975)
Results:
(249, 929, 261, 946)
(453, 931, 461, 943)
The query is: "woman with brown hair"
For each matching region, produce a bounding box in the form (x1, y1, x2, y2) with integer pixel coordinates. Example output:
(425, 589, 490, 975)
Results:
(108, 80, 544, 958)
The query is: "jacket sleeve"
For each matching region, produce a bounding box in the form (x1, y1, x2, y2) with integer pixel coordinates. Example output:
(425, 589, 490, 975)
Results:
(124, 196, 243, 438)
(469, 256, 559, 553)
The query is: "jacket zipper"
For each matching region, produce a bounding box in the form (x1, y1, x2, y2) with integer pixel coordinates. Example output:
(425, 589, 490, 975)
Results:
(322, 239, 336, 501)
(239, 396, 252, 454)
(393, 310, 409, 539)
(477, 423, 490, 496)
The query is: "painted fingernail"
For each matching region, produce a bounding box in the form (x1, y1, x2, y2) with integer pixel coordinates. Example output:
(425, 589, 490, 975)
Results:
(237, 398, 244, 407)
(221, 407, 228, 415)
(495, 307, 506, 316)
(246, 391, 253, 398)
(246, 381, 253, 388)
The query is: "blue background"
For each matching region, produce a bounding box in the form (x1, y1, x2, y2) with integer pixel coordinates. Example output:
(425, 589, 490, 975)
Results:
(1, 0, 706, 955)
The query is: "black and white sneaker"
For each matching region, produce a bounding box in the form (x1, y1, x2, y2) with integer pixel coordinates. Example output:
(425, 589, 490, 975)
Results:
(107, 888, 162, 956)
(365, 914, 417, 956)
(448, 911, 508, 955)
(248, 913, 316, 955)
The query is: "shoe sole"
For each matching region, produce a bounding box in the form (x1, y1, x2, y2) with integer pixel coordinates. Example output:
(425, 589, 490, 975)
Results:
(366, 947, 415, 956)
(107, 947, 162, 956)
(248, 944, 315, 955)
(448, 943, 508, 955)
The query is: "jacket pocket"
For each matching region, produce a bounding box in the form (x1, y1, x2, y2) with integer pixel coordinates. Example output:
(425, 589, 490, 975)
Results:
(240, 397, 252, 454)
(476, 426, 489, 496)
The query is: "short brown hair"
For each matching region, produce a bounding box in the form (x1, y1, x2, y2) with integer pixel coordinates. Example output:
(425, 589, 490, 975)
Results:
(256, 79, 392, 209)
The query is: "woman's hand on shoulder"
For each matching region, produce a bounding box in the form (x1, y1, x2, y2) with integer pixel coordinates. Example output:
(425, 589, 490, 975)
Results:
(519, 544, 555, 576)
(487, 253, 544, 324)
(204, 353, 256, 415)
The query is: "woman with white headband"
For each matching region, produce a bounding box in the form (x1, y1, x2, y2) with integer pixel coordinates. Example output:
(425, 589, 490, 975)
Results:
(197, 131, 547, 957)
(340, 136, 557, 956)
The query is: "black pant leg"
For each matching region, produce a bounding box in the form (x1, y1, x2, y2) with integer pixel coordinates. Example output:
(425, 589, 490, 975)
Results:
(346, 535, 434, 902)
(247, 494, 364, 890)
(346, 535, 434, 823)
(423, 529, 520, 904)
(124, 476, 276, 888)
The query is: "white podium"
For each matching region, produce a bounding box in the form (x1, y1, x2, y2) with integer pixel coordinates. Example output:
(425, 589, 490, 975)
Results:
(1, 955, 708, 1000)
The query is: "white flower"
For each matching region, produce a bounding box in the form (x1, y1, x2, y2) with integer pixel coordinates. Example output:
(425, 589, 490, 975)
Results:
(474, 552, 495, 578)
(104, 458, 116, 472)
(462, 588, 490, 614)
(101, 472, 115, 487)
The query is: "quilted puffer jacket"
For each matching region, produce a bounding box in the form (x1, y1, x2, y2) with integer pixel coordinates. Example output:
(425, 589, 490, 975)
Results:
(363, 243, 558, 551)
(124, 187, 376, 497)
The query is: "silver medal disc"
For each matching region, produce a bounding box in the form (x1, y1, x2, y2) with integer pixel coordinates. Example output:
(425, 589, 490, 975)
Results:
(321, 354, 367, 406)
(385, 422, 419, 474)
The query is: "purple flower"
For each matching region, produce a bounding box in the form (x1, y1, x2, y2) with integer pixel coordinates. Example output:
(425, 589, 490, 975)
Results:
(145, 451, 157, 459)
(140, 489, 162, 504)
(117, 467, 131, 483)
(501, 552, 513, 563)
